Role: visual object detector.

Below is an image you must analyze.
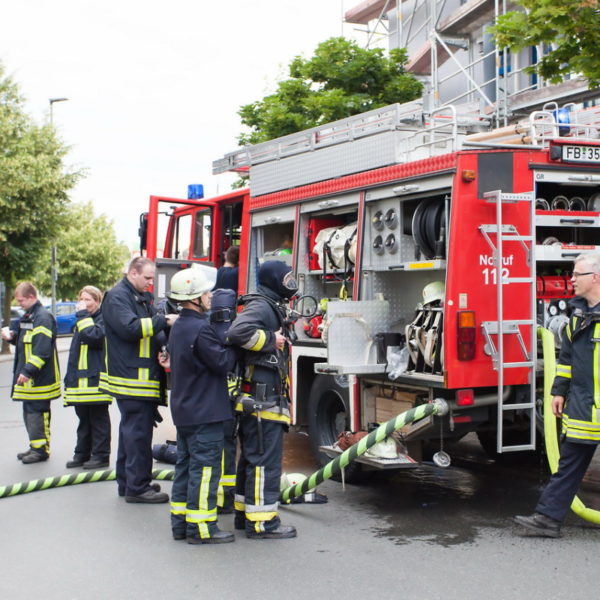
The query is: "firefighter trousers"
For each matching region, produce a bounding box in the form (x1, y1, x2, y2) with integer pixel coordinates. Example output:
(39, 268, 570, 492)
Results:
(536, 440, 597, 522)
(235, 415, 284, 534)
(115, 399, 157, 497)
(22, 401, 51, 455)
(217, 418, 236, 510)
(73, 404, 111, 461)
(170, 421, 224, 539)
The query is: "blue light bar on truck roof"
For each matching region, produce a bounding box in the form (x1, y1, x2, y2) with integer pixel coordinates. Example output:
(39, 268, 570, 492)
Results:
(187, 184, 204, 199)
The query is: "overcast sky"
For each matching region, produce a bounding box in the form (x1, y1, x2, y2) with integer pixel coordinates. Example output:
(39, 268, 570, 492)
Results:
(0, 1, 362, 246)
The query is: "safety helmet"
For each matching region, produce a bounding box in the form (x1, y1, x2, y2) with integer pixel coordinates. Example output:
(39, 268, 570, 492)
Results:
(280, 472, 307, 491)
(168, 265, 217, 301)
(422, 281, 445, 305)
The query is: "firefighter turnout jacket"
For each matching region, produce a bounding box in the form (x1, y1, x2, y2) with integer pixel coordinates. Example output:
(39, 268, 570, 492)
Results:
(226, 291, 291, 425)
(11, 301, 61, 402)
(63, 309, 112, 406)
(552, 296, 600, 443)
(100, 277, 168, 402)
(168, 308, 237, 426)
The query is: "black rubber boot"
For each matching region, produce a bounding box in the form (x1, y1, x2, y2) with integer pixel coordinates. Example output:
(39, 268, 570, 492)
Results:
(17, 449, 34, 460)
(513, 513, 561, 538)
(187, 527, 235, 545)
(66, 456, 88, 468)
(82, 458, 110, 470)
(21, 450, 49, 464)
(125, 489, 169, 503)
(247, 524, 297, 540)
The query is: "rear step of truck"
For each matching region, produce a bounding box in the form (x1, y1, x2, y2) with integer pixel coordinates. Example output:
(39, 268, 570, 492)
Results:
(319, 445, 419, 469)
(480, 190, 537, 453)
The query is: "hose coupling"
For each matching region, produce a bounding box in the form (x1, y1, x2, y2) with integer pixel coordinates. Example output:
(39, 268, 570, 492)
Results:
(432, 398, 449, 416)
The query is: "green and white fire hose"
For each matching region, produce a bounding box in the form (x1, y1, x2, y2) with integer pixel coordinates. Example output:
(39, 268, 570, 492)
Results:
(0, 468, 174, 499)
(539, 326, 600, 524)
(279, 399, 448, 503)
(0, 401, 447, 500)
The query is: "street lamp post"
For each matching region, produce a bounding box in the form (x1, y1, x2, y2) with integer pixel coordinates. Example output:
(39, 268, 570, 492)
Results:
(48, 97, 69, 318)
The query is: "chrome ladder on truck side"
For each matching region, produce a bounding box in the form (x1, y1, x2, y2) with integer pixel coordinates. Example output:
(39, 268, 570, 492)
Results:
(479, 190, 537, 453)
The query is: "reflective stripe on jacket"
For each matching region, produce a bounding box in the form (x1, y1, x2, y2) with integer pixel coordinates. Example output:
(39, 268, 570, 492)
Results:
(11, 302, 61, 402)
(551, 297, 600, 444)
(63, 308, 112, 406)
(100, 277, 168, 402)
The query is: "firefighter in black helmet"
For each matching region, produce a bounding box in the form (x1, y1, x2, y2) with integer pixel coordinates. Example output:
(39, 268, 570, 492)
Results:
(226, 260, 298, 539)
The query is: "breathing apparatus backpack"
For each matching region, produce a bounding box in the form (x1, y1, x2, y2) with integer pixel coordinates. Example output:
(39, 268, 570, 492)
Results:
(210, 288, 242, 400)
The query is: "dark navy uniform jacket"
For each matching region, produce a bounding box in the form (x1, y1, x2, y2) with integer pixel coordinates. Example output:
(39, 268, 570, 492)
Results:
(11, 301, 61, 402)
(64, 309, 112, 406)
(100, 277, 168, 403)
(168, 308, 236, 427)
(552, 297, 600, 444)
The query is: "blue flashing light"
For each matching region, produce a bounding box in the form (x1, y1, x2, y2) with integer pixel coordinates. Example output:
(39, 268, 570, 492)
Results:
(554, 108, 571, 136)
(188, 184, 204, 199)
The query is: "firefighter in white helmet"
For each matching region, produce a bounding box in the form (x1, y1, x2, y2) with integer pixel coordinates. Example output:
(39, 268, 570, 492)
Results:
(163, 266, 238, 544)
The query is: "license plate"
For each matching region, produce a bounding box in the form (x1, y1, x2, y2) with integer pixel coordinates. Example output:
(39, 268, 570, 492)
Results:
(561, 145, 600, 163)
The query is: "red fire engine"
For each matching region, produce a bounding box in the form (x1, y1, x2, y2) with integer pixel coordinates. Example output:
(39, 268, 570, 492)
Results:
(140, 102, 600, 479)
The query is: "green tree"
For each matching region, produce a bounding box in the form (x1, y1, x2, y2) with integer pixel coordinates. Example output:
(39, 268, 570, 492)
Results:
(0, 63, 81, 353)
(491, 0, 600, 87)
(34, 202, 129, 300)
(238, 37, 423, 145)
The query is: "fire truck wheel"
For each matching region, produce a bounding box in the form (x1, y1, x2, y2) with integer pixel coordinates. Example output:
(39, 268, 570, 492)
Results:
(476, 426, 540, 460)
(307, 375, 364, 484)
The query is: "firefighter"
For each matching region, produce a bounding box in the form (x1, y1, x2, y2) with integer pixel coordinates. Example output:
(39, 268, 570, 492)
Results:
(227, 259, 298, 539)
(1, 282, 60, 464)
(63, 285, 112, 470)
(164, 267, 237, 544)
(515, 253, 600, 538)
(101, 257, 177, 503)
(210, 287, 241, 513)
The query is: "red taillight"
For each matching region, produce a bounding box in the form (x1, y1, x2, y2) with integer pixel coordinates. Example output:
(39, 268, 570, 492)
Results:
(456, 388, 474, 406)
(457, 310, 476, 360)
(452, 415, 472, 423)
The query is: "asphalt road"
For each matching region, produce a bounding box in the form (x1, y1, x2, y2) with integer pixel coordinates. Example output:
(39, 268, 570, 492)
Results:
(0, 346, 599, 600)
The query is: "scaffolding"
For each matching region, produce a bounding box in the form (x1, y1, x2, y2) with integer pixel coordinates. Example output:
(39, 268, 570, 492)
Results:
(344, 0, 598, 128)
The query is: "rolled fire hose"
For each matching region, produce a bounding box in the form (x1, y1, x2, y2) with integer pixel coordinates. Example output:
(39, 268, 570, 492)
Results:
(279, 399, 448, 503)
(538, 326, 600, 523)
(0, 468, 174, 499)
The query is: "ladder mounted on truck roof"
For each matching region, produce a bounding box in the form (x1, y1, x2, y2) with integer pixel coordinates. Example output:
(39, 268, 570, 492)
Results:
(213, 100, 491, 176)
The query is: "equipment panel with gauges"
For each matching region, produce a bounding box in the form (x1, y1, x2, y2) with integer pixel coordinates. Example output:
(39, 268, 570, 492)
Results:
(362, 192, 449, 271)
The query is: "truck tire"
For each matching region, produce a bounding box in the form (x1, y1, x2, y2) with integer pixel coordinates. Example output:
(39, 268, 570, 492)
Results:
(476, 425, 540, 460)
(307, 374, 364, 483)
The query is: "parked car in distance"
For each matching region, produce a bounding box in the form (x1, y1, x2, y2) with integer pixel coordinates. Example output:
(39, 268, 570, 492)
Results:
(0, 307, 24, 330)
(45, 301, 78, 335)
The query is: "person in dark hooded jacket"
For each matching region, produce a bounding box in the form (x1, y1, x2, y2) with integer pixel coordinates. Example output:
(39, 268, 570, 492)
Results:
(226, 260, 298, 539)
